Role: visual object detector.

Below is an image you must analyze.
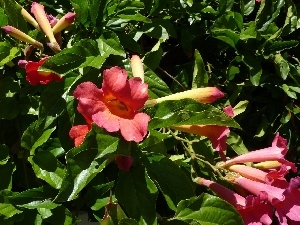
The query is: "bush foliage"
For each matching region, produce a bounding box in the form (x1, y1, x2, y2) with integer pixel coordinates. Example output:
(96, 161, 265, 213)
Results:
(0, 0, 299, 224)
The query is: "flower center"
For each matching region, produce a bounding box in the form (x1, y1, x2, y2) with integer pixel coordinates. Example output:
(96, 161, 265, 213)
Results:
(105, 99, 131, 118)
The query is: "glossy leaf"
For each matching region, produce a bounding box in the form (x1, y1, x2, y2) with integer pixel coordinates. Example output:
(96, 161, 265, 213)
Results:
(175, 194, 243, 225)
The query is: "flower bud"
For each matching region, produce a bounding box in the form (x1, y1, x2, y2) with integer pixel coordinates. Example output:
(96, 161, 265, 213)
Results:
(2, 25, 43, 50)
(21, 8, 39, 29)
(146, 87, 224, 106)
(31, 2, 56, 43)
(52, 12, 76, 34)
(131, 55, 144, 83)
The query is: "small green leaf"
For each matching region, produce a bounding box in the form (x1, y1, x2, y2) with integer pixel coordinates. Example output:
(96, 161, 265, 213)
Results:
(144, 66, 172, 99)
(146, 99, 241, 130)
(175, 194, 243, 225)
(192, 50, 208, 88)
(274, 54, 290, 80)
(142, 154, 195, 211)
(0, 8, 8, 27)
(115, 165, 158, 225)
(0, 42, 19, 66)
(0, 0, 27, 31)
(0, 204, 22, 218)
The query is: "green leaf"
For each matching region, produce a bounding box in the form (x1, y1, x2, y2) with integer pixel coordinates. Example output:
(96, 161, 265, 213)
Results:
(0, 162, 15, 190)
(0, 8, 8, 27)
(8, 186, 58, 206)
(239, 49, 262, 86)
(0, 42, 19, 66)
(101, 202, 128, 225)
(85, 182, 115, 210)
(274, 54, 290, 80)
(255, 0, 284, 31)
(55, 128, 124, 201)
(144, 66, 172, 99)
(143, 40, 164, 70)
(118, 218, 139, 225)
(0, 76, 20, 98)
(0, 204, 22, 218)
(115, 165, 158, 225)
(41, 39, 101, 75)
(218, 0, 234, 14)
(0, 0, 27, 31)
(29, 151, 65, 189)
(142, 153, 195, 211)
(71, 0, 89, 25)
(97, 31, 126, 58)
(146, 99, 240, 130)
(175, 194, 244, 225)
(192, 49, 208, 88)
(0, 144, 9, 165)
(0, 97, 20, 120)
(89, 0, 110, 26)
(264, 40, 299, 55)
(241, 0, 255, 16)
(227, 132, 249, 155)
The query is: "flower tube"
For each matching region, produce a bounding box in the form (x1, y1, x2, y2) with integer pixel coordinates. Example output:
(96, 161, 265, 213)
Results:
(195, 177, 273, 225)
(233, 176, 300, 225)
(222, 133, 296, 172)
(31, 2, 60, 52)
(2, 25, 43, 50)
(146, 87, 224, 106)
(52, 12, 76, 34)
(131, 55, 144, 83)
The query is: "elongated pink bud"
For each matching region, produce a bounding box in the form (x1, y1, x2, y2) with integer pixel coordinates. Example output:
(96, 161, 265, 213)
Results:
(131, 55, 144, 83)
(2, 25, 43, 50)
(31, 2, 57, 45)
(21, 8, 39, 29)
(52, 12, 76, 34)
(146, 87, 224, 106)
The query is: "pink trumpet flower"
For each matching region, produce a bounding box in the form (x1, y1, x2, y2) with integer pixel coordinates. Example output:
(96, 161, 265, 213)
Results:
(73, 66, 150, 142)
(222, 133, 296, 172)
(234, 176, 300, 225)
(195, 177, 273, 225)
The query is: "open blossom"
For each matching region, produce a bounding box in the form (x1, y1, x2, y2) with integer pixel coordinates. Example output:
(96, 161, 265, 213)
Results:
(195, 177, 273, 225)
(74, 66, 150, 142)
(20, 57, 62, 86)
(223, 133, 296, 172)
(233, 176, 300, 225)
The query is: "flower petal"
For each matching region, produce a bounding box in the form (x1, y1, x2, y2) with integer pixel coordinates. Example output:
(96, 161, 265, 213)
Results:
(102, 66, 128, 96)
(119, 112, 150, 142)
(124, 77, 149, 110)
(69, 125, 90, 146)
(92, 110, 120, 132)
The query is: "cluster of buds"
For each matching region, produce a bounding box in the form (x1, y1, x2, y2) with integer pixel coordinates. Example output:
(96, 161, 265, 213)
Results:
(195, 133, 300, 225)
(2, 2, 76, 85)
